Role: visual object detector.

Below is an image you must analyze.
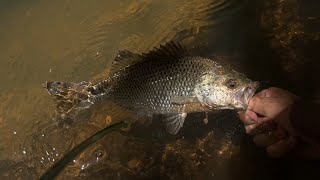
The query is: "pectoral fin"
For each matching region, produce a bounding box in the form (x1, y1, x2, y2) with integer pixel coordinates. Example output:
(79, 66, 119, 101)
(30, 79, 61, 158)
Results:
(158, 113, 187, 135)
(170, 96, 199, 105)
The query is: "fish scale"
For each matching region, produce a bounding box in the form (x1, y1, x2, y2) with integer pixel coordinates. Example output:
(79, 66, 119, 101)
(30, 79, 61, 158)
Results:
(103, 57, 213, 114)
(44, 41, 258, 135)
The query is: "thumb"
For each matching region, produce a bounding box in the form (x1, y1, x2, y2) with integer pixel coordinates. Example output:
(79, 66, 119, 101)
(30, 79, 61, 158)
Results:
(247, 96, 279, 117)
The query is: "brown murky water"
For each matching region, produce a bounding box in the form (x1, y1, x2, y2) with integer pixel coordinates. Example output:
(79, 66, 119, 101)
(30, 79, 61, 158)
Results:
(0, 0, 319, 179)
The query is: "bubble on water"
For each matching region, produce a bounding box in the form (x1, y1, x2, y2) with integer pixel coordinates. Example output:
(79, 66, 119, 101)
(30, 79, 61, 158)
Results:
(81, 163, 89, 170)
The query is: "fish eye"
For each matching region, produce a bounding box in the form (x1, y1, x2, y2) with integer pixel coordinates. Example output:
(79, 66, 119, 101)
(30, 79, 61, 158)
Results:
(225, 79, 238, 89)
(94, 149, 105, 160)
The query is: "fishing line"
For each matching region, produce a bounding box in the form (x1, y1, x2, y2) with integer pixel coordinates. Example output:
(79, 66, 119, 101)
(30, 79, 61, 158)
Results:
(40, 121, 128, 180)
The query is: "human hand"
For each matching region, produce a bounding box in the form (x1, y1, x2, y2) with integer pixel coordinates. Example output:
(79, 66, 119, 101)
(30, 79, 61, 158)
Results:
(238, 87, 300, 157)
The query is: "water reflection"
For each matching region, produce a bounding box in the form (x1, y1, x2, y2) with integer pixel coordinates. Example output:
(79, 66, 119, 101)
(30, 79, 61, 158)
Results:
(61, 127, 240, 179)
(0, 0, 319, 179)
(259, 0, 320, 97)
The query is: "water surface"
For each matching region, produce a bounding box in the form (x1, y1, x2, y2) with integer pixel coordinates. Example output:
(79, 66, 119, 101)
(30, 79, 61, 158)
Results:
(0, 0, 319, 179)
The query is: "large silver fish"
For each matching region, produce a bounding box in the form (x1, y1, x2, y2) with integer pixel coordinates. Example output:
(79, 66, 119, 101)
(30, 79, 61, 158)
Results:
(44, 42, 258, 134)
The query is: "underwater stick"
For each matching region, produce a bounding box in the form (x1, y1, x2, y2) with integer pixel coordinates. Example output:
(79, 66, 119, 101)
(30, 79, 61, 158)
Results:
(40, 121, 128, 180)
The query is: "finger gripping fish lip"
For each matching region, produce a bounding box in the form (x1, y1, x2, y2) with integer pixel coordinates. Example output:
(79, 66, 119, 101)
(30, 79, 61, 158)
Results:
(234, 81, 259, 109)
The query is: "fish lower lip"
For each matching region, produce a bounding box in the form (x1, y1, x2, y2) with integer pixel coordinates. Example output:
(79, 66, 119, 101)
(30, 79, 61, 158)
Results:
(234, 89, 246, 108)
(245, 81, 259, 104)
(234, 81, 259, 108)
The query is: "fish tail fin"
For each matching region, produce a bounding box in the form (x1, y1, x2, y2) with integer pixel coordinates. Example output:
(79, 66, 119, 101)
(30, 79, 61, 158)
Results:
(43, 81, 97, 122)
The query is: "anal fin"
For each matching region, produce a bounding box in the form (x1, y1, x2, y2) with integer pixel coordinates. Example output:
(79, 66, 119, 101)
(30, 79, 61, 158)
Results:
(157, 113, 187, 135)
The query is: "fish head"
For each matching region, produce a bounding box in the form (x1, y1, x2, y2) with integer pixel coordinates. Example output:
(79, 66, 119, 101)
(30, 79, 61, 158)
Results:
(196, 68, 258, 110)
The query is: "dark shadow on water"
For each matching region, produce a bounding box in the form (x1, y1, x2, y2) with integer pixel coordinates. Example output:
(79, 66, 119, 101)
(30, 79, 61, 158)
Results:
(1, 0, 319, 179)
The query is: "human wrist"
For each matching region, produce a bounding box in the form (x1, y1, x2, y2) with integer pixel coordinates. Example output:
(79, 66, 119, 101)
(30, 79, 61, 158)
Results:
(290, 100, 320, 144)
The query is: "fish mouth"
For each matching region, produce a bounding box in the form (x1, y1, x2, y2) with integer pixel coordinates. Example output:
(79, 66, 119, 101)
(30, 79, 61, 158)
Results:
(234, 81, 259, 109)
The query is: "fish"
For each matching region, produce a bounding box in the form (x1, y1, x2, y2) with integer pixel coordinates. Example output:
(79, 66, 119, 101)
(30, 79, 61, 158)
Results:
(44, 41, 258, 135)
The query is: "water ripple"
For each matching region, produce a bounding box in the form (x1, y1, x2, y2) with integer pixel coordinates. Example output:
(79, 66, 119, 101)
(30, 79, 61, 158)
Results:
(70, 0, 246, 80)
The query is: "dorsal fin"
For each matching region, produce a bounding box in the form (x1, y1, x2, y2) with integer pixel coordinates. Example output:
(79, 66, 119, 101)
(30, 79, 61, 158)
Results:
(110, 42, 189, 74)
(142, 41, 190, 61)
(110, 50, 143, 74)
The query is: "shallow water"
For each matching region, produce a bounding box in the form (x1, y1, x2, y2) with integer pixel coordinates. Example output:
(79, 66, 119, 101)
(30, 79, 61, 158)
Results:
(0, 0, 319, 179)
